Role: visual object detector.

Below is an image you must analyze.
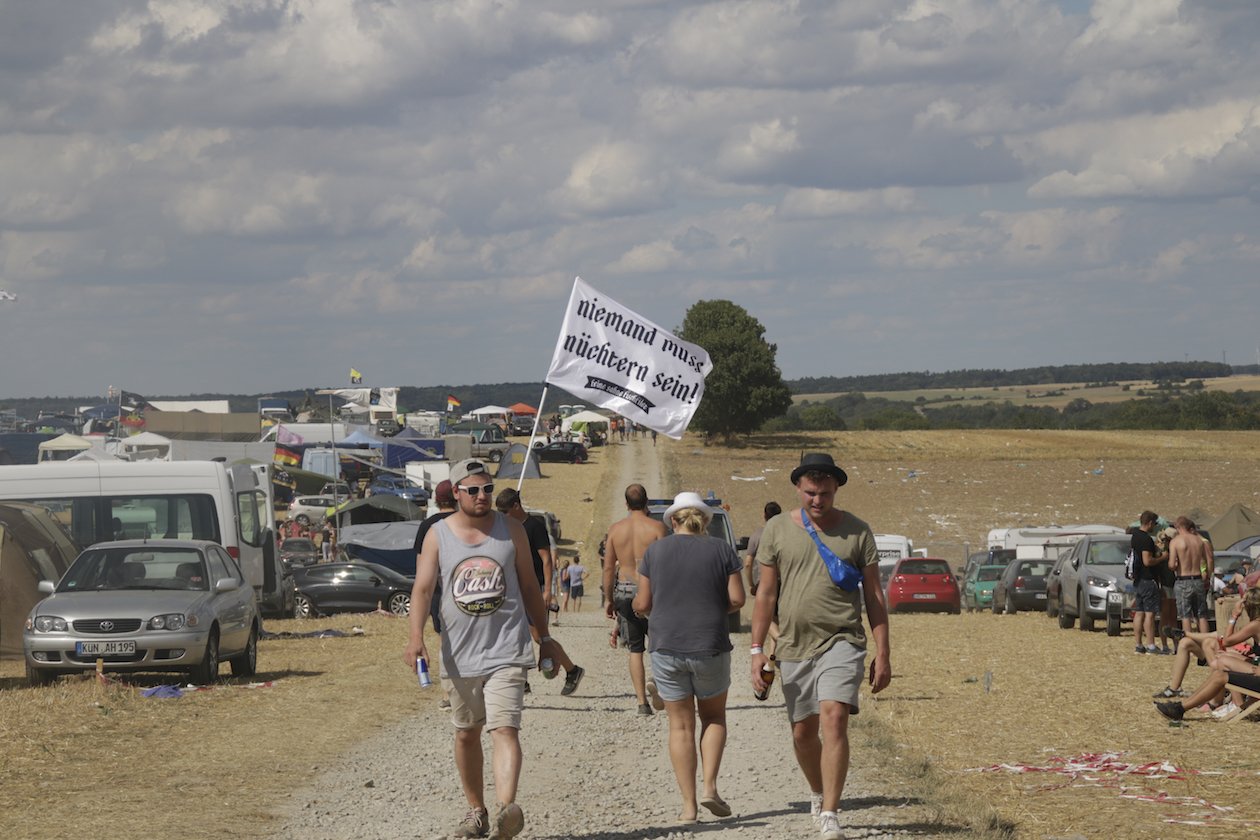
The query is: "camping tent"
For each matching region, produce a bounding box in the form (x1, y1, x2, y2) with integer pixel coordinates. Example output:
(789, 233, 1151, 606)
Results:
(333, 495, 422, 528)
(0, 503, 79, 658)
(561, 410, 609, 434)
(495, 443, 544, 480)
(37, 433, 94, 462)
(1206, 503, 1260, 550)
(338, 521, 422, 577)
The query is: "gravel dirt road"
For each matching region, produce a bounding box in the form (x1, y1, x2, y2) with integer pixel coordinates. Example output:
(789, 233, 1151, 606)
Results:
(268, 438, 961, 840)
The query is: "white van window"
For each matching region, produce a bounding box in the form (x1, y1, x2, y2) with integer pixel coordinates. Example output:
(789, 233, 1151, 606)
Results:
(236, 490, 268, 548)
(24, 495, 220, 547)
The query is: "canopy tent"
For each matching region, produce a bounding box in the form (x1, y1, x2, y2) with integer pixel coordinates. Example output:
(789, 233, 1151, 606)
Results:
(468, 405, 510, 418)
(119, 431, 173, 460)
(507, 402, 537, 416)
(37, 433, 94, 462)
(561, 410, 610, 433)
(68, 448, 122, 462)
(338, 522, 422, 577)
(0, 503, 79, 658)
(333, 495, 421, 528)
(1206, 504, 1260, 550)
(495, 443, 544, 481)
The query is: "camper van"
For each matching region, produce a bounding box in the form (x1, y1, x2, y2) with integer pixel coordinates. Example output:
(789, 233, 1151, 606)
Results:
(986, 525, 1126, 562)
(0, 461, 293, 617)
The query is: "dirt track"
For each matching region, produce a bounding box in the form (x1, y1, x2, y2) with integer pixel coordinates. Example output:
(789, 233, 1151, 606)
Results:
(268, 436, 961, 839)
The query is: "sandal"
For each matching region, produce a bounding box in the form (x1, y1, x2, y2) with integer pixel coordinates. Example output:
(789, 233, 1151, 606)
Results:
(699, 795, 731, 818)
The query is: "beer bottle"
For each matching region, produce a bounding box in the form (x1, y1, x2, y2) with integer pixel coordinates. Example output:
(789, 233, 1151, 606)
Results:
(754, 655, 776, 701)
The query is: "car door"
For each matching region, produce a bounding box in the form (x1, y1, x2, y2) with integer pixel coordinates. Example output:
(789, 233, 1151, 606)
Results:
(207, 546, 251, 653)
(333, 565, 393, 611)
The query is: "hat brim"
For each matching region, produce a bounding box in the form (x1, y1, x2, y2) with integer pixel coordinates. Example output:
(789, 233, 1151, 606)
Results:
(790, 464, 848, 487)
(663, 493, 715, 523)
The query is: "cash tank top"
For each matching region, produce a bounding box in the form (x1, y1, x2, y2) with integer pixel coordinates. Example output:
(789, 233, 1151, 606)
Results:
(435, 513, 534, 677)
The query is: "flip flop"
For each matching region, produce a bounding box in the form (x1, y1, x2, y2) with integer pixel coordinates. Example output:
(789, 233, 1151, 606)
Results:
(700, 795, 731, 818)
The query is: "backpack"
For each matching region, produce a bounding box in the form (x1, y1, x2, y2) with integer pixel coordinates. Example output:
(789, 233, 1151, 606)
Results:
(1124, 549, 1136, 581)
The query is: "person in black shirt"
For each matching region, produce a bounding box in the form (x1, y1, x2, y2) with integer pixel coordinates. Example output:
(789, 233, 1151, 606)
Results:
(1131, 510, 1167, 654)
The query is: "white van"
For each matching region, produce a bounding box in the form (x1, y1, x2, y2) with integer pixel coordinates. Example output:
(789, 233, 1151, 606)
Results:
(874, 533, 916, 586)
(986, 525, 1125, 561)
(0, 461, 292, 616)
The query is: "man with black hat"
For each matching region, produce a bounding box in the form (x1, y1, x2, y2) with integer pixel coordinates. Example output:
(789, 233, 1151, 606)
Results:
(405, 459, 557, 840)
(750, 453, 891, 840)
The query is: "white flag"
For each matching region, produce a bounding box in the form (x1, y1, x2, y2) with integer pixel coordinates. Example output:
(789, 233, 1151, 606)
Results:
(545, 277, 712, 439)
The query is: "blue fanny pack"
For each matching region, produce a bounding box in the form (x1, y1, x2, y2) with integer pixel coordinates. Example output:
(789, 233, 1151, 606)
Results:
(801, 511, 862, 591)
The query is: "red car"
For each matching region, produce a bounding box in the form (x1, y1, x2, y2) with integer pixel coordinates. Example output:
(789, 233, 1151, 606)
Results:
(885, 557, 961, 614)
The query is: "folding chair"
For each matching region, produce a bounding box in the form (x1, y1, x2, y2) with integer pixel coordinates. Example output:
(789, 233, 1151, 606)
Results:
(1225, 683, 1260, 724)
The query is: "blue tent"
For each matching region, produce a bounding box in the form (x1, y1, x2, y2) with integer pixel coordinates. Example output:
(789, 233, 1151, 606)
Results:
(340, 428, 385, 447)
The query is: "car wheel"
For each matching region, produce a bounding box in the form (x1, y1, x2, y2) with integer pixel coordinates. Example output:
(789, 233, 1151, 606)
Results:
(295, 514, 311, 525)
(1046, 591, 1059, 618)
(294, 593, 318, 619)
(25, 662, 56, 687)
(991, 594, 1001, 615)
(190, 630, 220, 684)
(230, 625, 258, 677)
(388, 591, 411, 615)
(1078, 590, 1095, 631)
(1058, 603, 1075, 629)
(1005, 594, 1018, 615)
(489, 450, 502, 463)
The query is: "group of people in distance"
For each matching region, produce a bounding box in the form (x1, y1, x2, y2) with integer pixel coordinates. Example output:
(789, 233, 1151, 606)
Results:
(403, 451, 891, 840)
(1130, 510, 1260, 721)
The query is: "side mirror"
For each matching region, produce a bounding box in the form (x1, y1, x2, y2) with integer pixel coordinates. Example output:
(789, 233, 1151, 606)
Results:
(215, 578, 240, 593)
(370, 576, 382, 585)
(1070, 556, 1080, 570)
(38, 580, 55, 594)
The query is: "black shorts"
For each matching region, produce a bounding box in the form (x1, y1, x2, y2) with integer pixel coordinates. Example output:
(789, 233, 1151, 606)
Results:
(614, 591, 649, 654)
(1134, 579, 1161, 613)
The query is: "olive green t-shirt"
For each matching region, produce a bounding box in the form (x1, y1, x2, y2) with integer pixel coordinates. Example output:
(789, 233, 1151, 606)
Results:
(759, 509, 877, 661)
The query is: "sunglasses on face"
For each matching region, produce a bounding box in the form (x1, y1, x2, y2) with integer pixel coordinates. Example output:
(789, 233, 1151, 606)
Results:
(458, 483, 495, 497)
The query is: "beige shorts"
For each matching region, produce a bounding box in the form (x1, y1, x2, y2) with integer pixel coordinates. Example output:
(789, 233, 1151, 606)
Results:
(441, 666, 527, 731)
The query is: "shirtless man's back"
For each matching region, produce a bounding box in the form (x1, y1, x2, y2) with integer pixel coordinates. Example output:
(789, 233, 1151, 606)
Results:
(603, 483, 668, 714)
(1169, 516, 1213, 634)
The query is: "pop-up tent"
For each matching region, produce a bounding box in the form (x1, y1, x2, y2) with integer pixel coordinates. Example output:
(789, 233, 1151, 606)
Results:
(495, 443, 544, 480)
(507, 402, 537, 416)
(37, 433, 94, 462)
(1206, 504, 1260, 549)
(561, 410, 609, 434)
(0, 503, 79, 658)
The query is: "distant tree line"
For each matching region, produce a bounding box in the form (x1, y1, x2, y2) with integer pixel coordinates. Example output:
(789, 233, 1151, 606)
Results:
(789, 361, 1235, 394)
(766, 390, 1260, 432)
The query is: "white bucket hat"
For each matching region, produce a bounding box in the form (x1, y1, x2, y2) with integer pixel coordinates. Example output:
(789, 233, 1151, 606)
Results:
(663, 491, 714, 523)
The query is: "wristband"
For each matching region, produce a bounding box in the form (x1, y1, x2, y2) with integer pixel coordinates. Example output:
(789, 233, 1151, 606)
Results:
(750, 645, 764, 655)
(540, 635, 553, 643)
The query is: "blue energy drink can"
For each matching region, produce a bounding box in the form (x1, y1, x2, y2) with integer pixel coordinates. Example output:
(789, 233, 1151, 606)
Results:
(417, 657, 432, 688)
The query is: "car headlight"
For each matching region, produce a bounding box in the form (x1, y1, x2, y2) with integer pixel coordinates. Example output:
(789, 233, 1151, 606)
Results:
(148, 613, 188, 631)
(1086, 576, 1112, 588)
(29, 615, 69, 633)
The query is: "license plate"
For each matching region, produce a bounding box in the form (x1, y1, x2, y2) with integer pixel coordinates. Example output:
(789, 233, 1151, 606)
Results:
(1035, 593, 1046, 599)
(76, 640, 136, 656)
(1107, 592, 1122, 603)
(912, 593, 936, 600)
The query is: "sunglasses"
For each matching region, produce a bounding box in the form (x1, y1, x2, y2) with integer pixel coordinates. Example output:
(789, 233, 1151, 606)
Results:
(458, 483, 495, 497)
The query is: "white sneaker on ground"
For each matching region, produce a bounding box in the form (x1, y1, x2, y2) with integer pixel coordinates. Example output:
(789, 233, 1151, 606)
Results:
(818, 811, 845, 840)
(809, 792, 824, 821)
(1212, 701, 1240, 720)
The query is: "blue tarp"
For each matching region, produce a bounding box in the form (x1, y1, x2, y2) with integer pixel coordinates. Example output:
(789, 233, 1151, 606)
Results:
(382, 438, 444, 469)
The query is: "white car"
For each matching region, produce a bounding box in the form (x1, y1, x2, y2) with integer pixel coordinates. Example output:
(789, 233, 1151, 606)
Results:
(288, 496, 335, 525)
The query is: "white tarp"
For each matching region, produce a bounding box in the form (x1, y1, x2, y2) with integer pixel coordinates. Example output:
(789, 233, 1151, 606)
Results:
(331, 387, 398, 412)
(545, 277, 712, 440)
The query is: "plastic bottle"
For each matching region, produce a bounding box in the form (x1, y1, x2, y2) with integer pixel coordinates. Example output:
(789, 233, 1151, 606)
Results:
(417, 657, 432, 688)
(754, 655, 776, 701)
(540, 657, 557, 679)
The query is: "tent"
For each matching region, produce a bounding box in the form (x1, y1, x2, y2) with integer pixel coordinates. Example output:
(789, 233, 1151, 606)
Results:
(468, 405, 510, 418)
(37, 433, 94, 462)
(561, 410, 609, 434)
(340, 428, 386, 447)
(0, 503, 79, 658)
(333, 495, 422, 528)
(1206, 503, 1260, 550)
(495, 443, 544, 480)
(382, 437, 444, 470)
(339, 522, 422, 577)
(119, 431, 172, 461)
(507, 402, 537, 416)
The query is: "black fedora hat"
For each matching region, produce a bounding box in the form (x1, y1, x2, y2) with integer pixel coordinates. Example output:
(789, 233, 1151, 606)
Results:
(790, 453, 848, 487)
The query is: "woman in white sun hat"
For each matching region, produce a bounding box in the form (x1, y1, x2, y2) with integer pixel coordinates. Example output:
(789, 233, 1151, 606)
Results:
(632, 491, 746, 824)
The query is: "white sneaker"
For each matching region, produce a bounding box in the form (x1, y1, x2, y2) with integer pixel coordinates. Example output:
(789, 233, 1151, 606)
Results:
(819, 811, 845, 840)
(809, 792, 824, 821)
(1212, 701, 1240, 720)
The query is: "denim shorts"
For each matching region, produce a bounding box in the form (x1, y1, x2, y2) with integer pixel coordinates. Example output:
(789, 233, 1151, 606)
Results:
(651, 650, 731, 702)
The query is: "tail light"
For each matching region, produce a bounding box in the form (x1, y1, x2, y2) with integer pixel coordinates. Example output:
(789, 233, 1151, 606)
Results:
(943, 575, 953, 584)
(1014, 576, 1025, 588)
(891, 575, 904, 584)
(226, 546, 240, 559)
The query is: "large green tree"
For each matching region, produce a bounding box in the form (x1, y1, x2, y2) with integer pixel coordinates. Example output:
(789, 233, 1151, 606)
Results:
(677, 300, 793, 439)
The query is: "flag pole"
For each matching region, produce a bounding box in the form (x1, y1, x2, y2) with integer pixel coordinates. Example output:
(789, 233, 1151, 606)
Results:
(517, 385, 549, 492)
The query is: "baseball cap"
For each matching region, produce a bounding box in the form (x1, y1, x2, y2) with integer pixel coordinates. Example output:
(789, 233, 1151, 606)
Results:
(450, 459, 489, 487)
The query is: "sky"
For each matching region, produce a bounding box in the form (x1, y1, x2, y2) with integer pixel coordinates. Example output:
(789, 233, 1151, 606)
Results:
(2, 0, 1259, 401)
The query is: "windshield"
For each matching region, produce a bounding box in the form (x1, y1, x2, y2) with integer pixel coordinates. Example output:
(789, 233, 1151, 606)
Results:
(282, 539, 315, 552)
(977, 566, 1004, 582)
(1018, 561, 1052, 577)
(59, 546, 209, 592)
(899, 560, 951, 576)
(1087, 541, 1129, 567)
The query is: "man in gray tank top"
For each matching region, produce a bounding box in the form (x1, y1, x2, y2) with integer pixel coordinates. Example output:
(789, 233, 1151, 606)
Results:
(406, 459, 558, 839)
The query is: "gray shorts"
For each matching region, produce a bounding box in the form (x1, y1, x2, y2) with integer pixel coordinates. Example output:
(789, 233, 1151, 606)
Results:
(1134, 579, 1161, 613)
(652, 650, 731, 701)
(1174, 578, 1209, 620)
(780, 641, 866, 723)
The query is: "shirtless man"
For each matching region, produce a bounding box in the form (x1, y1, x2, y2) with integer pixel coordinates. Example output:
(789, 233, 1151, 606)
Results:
(1169, 516, 1214, 636)
(603, 483, 668, 715)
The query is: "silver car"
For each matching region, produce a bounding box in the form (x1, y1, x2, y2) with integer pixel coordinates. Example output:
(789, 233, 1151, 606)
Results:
(23, 539, 260, 686)
(1048, 534, 1131, 633)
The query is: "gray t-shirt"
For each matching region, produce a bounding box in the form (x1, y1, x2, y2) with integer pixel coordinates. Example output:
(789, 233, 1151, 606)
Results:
(638, 533, 742, 656)
(435, 513, 534, 678)
(746, 525, 765, 588)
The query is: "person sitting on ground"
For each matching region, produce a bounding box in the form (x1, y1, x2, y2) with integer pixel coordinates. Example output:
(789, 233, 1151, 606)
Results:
(1154, 588, 1260, 719)
(1154, 587, 1260, 699)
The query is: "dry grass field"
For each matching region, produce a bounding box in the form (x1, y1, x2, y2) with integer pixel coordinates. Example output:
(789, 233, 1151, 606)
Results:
(796, 373, 1260, 410)
(2, 430, 1257, 839)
